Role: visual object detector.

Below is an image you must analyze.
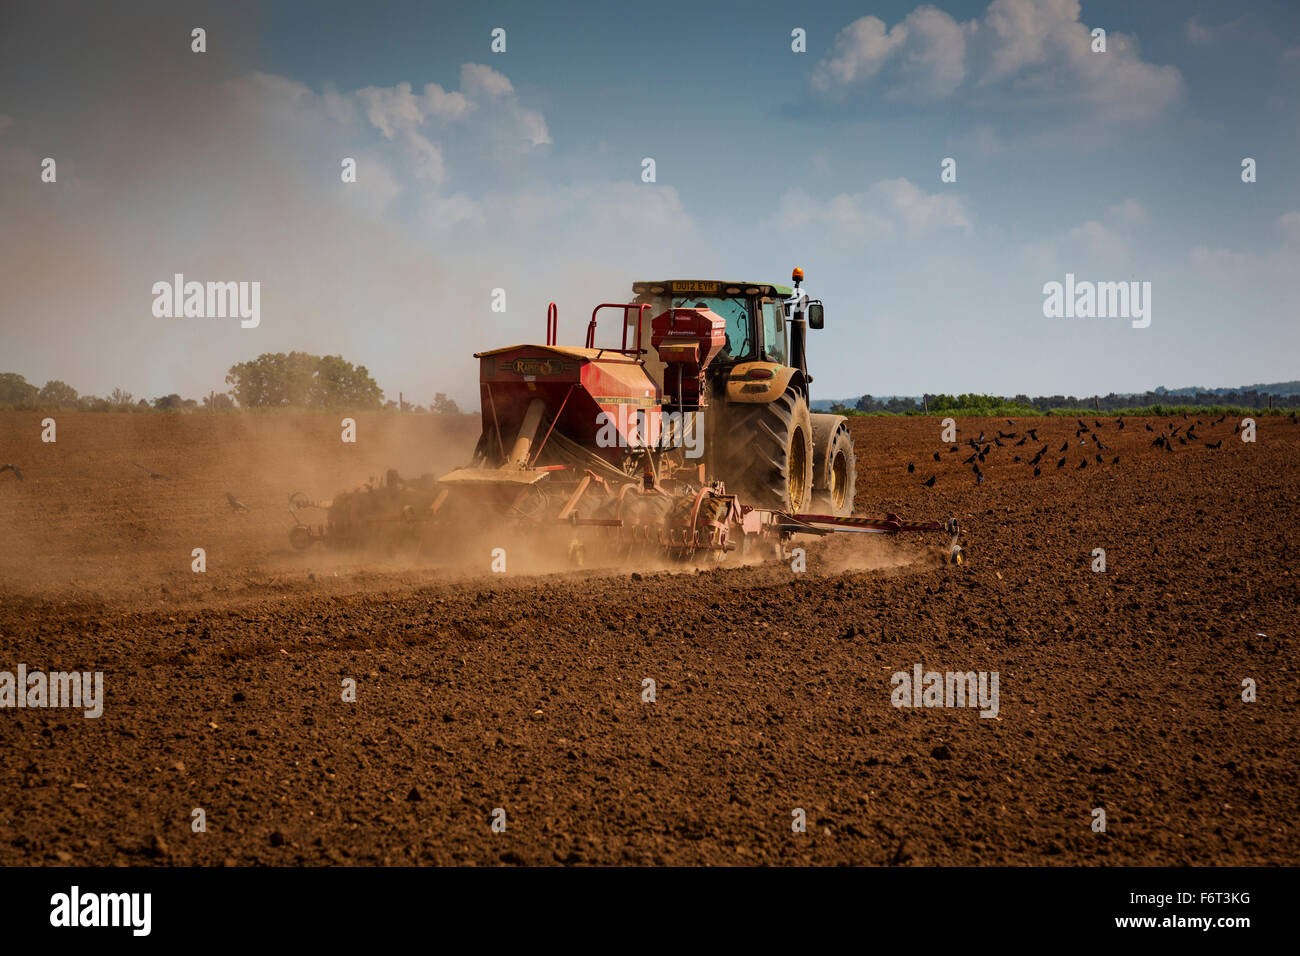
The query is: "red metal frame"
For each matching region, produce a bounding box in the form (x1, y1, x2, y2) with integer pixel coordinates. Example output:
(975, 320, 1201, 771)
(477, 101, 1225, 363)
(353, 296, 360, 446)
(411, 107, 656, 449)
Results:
(529, 384, 575, 465)
(586, 303, 651, 355)
(545, 302, 558, 346)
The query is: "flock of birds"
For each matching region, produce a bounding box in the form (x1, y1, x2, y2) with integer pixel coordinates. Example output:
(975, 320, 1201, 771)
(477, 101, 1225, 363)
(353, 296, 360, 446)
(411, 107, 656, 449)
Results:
(0, 458, 251, 511)
(906, 412, 1258, 488)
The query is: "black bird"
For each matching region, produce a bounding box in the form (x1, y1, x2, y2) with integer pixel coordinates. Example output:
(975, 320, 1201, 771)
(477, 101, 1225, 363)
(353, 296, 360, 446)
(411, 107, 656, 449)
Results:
(1117, 418, 1126, 430)
(131, 460, 171, 480)
(1030, 448, 1046, 465)
(1145, 423, 1154, 432)
(1059, 441, 1069, 452)
(0, 463, 22, 481)
(1077, 419, 1089, 431)
(1233, 423, 1240, 435)
(972, 462, 983, 476)
(1206, 440, 1222, 450)
(1006, 419, 1015, 426)
(933, 451, 941, 462)
(1165, 440, 1175, 453)
(976, 472, 984, 485)
(226, 492, 250, 512)
(994, 437, 1004, 447)
(949, 446, 960, 453)
(1057, 457, 1066, 469)
(1095, 454, 1103, 464)
(963, 453, 977, 464)
(922, 475, 936, 488)
(1077, 459, 1088, 469)
(1033, 466, 1041, 476)
(1015, 436, 1028, 446)
(1178, 436, 1187, 445)
(1152, 435, 1165, 448)
(1094, 420, 1103, 429)
(1171, 425, 1182, 436)
(1111, 456, 1120, 464)
(907, 462, 915, 473)
(1013, 455, 1021, 463)
(1027, 428, 1039, 441)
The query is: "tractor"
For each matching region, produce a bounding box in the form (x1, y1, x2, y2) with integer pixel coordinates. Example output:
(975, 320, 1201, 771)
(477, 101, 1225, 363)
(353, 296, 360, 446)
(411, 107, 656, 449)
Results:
(290, 268, 960, 565)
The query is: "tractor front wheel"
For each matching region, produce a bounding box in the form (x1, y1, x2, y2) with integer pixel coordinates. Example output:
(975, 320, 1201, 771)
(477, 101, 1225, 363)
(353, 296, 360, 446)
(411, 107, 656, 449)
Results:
(811, 415, 857, 517)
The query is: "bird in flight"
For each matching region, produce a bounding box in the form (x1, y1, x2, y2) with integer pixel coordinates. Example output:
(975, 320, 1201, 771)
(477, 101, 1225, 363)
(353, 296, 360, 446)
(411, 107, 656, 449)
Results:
(131, 460, 172, 480)
(226, 492, 251, 512)
(0, 463, 23, 481)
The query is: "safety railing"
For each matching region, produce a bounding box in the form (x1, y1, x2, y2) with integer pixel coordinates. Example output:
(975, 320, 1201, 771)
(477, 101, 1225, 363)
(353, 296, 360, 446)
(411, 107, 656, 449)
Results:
(585, 303, 651, 355)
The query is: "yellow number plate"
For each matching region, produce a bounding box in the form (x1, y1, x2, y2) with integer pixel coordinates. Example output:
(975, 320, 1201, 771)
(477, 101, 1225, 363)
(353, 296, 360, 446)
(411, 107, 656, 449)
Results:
(671, 281, 717, 294)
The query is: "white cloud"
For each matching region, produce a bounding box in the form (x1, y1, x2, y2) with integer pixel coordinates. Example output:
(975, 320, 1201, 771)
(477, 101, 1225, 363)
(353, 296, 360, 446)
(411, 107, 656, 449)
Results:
(811, 15, 908, 94)
(355, 63, 548, 156)
(1279, 211, 1300, 242)
(1105, 199, 1148, 227)
(1185, 16, 1214, 46)
(811, 0, 1183, 124)
(1190, 246, 1249, 273)
(775, 178, 972, 240)
(460, 63, 514, 99)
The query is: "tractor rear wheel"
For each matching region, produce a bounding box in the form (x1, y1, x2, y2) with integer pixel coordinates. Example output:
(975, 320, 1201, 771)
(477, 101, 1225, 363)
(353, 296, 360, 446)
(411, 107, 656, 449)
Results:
(726, 388, 815, 513)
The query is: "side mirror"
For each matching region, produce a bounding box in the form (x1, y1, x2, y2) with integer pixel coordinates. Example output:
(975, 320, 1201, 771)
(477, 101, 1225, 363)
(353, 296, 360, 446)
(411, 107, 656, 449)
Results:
(807, 301, 824, 330)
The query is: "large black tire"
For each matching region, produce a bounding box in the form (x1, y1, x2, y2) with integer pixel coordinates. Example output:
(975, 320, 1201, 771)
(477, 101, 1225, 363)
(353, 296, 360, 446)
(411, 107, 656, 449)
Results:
(722, 388, 815, 513)
(810, 414, 857, 517)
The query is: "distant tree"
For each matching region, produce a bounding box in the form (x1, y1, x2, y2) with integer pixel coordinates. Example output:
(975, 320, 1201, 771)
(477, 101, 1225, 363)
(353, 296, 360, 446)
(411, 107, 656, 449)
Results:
(226, 352, 383, 410)
(0, 373, 39, 406)
(109, 388, 134, 408)
(77, 394, 112, 411)
(225, 352, 317, 408)
(830, 402, 846, 413)
(855, 394, 874, 412)
(152, 394, 186, 411)
(39, 380, 79, 407)
(431, 392, 460, 415)
(313, 354, 383, 410)
(202, 392, 234, 410)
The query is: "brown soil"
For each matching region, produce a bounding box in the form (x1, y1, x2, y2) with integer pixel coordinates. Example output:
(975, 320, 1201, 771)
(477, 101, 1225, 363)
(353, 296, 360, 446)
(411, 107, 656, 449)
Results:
(0, 411, 1296, 865)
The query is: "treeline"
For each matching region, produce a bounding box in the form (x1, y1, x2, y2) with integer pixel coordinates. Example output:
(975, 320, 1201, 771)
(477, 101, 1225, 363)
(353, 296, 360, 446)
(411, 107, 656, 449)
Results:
(838, 389, 1300, 415)
(0, 353, 461, 414)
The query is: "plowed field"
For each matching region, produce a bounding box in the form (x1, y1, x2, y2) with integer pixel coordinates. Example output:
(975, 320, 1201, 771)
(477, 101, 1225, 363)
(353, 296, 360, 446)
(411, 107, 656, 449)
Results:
(0, 411, 1296, 865)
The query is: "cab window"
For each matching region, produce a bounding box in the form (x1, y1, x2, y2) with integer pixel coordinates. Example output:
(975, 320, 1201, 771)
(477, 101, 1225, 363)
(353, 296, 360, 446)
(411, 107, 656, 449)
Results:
(760, 300, 787, 365)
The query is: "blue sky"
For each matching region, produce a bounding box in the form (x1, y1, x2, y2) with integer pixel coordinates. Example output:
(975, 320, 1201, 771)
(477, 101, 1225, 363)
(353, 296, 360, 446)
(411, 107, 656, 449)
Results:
(1, 0, 1297, 405)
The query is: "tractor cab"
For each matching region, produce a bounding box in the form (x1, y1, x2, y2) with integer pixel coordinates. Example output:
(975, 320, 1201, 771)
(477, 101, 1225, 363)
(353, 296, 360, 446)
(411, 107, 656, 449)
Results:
(629, 280, 794, 391)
